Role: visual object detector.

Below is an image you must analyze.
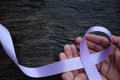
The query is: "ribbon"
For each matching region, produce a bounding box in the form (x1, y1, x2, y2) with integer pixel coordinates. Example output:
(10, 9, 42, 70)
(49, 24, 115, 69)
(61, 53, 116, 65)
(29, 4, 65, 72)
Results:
(0, 24, 112, 80)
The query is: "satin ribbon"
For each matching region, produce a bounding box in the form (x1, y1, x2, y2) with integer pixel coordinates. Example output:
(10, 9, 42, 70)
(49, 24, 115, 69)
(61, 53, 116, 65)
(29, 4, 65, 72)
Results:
(0, 24, 112, 80)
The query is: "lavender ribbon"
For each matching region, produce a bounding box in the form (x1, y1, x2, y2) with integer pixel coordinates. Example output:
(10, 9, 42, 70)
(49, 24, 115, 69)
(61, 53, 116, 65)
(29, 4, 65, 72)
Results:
(0, 24, 112, 80)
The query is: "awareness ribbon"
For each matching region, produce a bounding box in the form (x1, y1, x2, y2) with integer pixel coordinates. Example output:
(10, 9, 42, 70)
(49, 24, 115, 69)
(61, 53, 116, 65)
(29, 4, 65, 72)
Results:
(0, 24, 112, 80)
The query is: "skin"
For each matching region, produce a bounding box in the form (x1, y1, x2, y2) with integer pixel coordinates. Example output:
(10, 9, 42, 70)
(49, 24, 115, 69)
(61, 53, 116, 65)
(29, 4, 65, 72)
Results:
(59, 34, 120, 80)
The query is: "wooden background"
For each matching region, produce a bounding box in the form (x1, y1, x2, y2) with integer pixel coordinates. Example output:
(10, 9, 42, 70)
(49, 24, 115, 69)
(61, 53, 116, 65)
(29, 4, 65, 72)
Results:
(0, 0, 120, 80)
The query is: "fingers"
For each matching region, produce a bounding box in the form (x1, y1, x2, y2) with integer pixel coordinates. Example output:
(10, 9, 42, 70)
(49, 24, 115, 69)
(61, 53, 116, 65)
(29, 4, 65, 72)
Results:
(60, 44, 81, 79)
(62, 72, 74, 80)
(74, 72, 107, 80)
(112, 35, 120, 47)
(59, 51, 74, 80)
(71, 44, 79, 57)
(64, 44, 80, 76)
(59, 52, 67, 60)
(86, 39, 103, 52)
(86, 34, 110, 48)
(76, 36, 103, 53)
(76, 34, 111, 53)
(76, 37, 82, 45)
(64, 44, 73, 58)
(60, 44, 75, 80)
(112, 35, 120, 44)
(114, 51, 120, 71)
(71, 44, 80, 76)
(74, 73, 88, 80)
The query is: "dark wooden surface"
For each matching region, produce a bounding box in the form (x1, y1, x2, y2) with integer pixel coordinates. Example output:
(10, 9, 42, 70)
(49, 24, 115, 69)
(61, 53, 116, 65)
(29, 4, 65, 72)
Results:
(0, 0, 120, 80)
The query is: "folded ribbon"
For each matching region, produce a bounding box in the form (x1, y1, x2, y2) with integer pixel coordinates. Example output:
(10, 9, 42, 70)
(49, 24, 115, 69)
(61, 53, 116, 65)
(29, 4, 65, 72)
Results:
(0, 24, 112, 80)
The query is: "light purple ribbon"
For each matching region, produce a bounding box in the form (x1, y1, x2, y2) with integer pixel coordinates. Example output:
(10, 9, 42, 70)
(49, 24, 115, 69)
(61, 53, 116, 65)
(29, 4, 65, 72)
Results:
(0, 24, 112, 80)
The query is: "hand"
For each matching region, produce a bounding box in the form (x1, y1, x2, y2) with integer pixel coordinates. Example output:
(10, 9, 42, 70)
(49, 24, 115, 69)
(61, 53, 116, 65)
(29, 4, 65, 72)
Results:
(59, 34, 120, 80)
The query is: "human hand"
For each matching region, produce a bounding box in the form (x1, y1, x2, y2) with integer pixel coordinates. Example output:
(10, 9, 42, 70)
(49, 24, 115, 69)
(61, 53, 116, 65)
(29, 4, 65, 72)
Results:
(59, 34, 120, 80)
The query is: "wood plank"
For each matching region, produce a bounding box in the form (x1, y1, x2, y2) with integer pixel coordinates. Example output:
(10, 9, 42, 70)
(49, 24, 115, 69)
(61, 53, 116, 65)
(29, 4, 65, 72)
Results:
(0, 0, 120, 80)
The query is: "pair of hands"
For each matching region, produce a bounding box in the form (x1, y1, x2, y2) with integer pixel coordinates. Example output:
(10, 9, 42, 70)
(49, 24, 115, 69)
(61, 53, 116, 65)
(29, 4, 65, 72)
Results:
(59, 34, 120, 80)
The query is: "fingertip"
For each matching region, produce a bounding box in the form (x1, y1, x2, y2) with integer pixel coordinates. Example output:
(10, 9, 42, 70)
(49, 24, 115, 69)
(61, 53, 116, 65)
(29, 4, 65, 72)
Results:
(59, 52, 67, 60)
(61, 73, 67, 80)
(64, 44, 74, 58)
(70, 44, 76, 48)
(70, 44, 78, 50)
(64, 44, 70, 49)
(70, 44, 79, 56)
(76, 37, 82, 44)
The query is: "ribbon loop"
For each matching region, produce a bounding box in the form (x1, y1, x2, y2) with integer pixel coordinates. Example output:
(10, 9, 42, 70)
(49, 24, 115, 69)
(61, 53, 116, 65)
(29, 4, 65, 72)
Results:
(80, 26, 112, 80)
(0, 24, 112, 80)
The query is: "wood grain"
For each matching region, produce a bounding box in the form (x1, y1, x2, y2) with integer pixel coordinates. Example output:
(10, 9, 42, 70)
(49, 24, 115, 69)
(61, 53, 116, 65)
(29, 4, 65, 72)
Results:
(0, 0, 120, 80)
